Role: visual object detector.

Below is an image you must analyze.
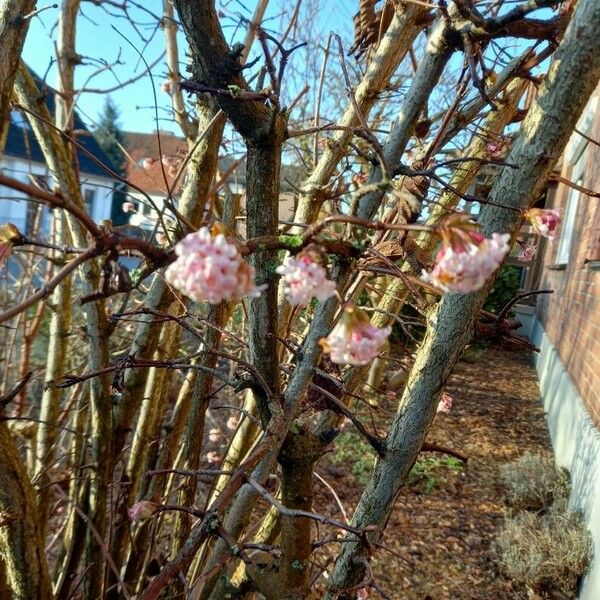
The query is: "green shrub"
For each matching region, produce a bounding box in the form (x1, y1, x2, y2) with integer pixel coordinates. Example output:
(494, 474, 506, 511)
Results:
(484, 264, 521, 314)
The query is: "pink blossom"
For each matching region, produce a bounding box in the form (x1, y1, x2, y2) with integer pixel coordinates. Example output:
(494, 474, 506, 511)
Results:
(0, 223, 20, 268)
(206, 451, 221, 464)
(352, 172, 368, 187)
(485, 139, 509, 160)
(0, 242, 10, 268)
(486, 141, 501, 158)
(526, 208, 561, 241)
(161, 155, 178, 167)
(276, 254, 336, 306)
(122, 201, 135, 213)
(226, 416, 239, 431)
(208, 428, 222, 443)
(320, 306, 392, 366)
(422, 233, 510, 293)
(161, 80, 172, 95)
(165, 227, 265, 304)
(128, 500, 158, 522)
(518, 241, 537, 262)
(437, 392, 453, 413)
(357, 589, 369, 600)
(142, 157, 156, 170)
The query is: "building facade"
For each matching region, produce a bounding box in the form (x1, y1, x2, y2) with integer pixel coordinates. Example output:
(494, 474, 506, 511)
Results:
(529, 89, 600, 599)
(0, 108, 117, 237)
(121, 130, 299, 238)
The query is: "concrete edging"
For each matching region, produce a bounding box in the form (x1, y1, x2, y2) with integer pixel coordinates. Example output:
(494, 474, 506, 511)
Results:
(531, 318, 600, 598)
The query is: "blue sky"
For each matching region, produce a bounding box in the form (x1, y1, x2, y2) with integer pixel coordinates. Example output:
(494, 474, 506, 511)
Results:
(21, 0, 355, 135)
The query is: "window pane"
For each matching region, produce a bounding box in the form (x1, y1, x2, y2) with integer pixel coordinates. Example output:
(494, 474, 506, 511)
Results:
(84, 189, 95, 215)
(556, 186, 580, 264)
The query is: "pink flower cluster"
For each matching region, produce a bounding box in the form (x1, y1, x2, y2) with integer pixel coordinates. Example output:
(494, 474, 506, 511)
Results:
(128, 500, 158, 522)
(0, 242, 10, 267)
(226, 416, 239, 430)
(423, 232, 510, 294)
(165, 227, 264, 304)
(141, 157, 156, 170)
(518, 241, 537, 262)
(437, 392, 453, 413)
(161, 154, 183, 177)
(526, 208, 561, 241)
(0, 223, 20, 268)
(321, 306, 391, 366)
(276, 254, 336, 306)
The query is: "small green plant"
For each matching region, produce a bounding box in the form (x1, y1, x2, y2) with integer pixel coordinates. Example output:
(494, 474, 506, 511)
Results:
(330, 432, 375, 485)
(495, 502, 592, 596)
(484, 264, 521, 314)
(406, 456, 464, 493)
(500, 452, 570, 512)
(331, 434, 464, 491)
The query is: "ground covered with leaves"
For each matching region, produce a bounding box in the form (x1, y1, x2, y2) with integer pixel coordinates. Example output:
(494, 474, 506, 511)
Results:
(317, 347, 554, 599)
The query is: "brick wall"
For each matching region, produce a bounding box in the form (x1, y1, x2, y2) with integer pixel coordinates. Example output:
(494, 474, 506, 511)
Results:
(536, 103, 600, 426)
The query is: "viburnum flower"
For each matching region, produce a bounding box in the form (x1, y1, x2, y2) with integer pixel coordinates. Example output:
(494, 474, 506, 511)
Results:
(526, 208, 561, 241)
(226, 416, 239, 431)
(206, 451, 221, 464)
(161, 155, 182, 177)
(128, 500, 158, 522)
(122, 201, 135, 213)
(208, 428, 222, 443)
(518, 241, 537, 262)
(0, 223, 20, 268)
(155, 231, 168, 246)
(352, 172, 368, 187)
(320, 305, 392, 366)
(276, 253, 336, 306)
(165, 226, 264, 304)
(161, 80, 172, 95)
(437, 392, 453, 414)
(422, 215, 510, 294)
(141, 157, 156, 170)
(486, 141, 502, 159)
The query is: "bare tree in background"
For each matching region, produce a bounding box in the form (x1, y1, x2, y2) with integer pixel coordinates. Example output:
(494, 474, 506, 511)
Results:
(0, 0, 599, 599)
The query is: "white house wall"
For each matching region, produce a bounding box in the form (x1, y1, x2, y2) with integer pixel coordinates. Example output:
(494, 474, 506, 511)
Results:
(0, 156, 115, 235)
(531, 318, 600, 599)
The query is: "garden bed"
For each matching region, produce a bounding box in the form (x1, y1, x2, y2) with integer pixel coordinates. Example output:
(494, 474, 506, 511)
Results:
(316, 348, 553, 599)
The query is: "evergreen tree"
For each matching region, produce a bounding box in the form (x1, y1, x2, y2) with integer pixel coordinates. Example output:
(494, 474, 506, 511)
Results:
(94, 96, 125, 174)
(94, 97, 128, 225)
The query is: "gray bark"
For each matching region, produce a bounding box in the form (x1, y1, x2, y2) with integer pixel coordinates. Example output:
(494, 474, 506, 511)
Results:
(0, 0, 36, 151)
(326, 0, 600, 595)
(0, 2, 52, 598)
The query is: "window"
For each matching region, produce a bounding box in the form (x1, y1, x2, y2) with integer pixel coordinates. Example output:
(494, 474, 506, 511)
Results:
(84, 188, 96, 216)
(554, 96, 594, 266)
(555, 184, 580, 265)
(10, 110, 31, 130)
(588, 206, 600, 264)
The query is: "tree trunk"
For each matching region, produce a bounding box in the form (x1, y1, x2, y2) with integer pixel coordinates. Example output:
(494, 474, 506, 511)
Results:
(326, 0, 600, 595)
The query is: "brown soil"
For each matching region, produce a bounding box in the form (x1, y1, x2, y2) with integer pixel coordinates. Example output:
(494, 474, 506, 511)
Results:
(316, 348, 553, 600)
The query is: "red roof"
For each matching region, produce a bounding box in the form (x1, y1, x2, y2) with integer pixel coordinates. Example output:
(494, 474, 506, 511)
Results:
(123, 131, 188, 194)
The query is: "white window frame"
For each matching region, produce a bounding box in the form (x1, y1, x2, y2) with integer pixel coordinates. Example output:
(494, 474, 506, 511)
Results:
(83, 187, 96, 218)
(555, 94, 596, 265)
(555, 183, 580, 265)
